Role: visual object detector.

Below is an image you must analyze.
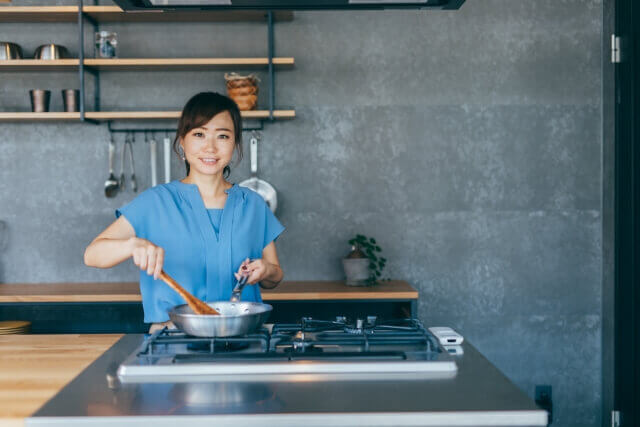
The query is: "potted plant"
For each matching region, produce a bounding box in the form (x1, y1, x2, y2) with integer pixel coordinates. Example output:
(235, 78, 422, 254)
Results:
(342, 234, 386, 286)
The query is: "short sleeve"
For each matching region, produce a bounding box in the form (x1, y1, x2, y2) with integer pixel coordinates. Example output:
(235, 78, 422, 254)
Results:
(115, 189, 155, 237)
(263, 203, 285, 248)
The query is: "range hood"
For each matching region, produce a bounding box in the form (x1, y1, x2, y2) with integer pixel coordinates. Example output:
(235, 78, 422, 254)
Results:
(113, 0, 465, 11)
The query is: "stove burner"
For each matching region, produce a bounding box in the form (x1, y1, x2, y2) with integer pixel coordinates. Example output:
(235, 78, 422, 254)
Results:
(186, 340, 250, 353)
(344, 318, 366, 334)
(292, 331, 314, 350)
(285, 342, 324, 354)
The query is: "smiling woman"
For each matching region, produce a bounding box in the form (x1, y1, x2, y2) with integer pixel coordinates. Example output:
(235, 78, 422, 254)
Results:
(83, 92, 285, 332)
(174, 92, 243, 178)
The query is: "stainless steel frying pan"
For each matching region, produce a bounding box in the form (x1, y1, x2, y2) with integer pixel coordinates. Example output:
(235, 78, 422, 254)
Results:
(169, 301, 272, 337)
(239, 133, 277, 213)
(168, 274, 272, 337)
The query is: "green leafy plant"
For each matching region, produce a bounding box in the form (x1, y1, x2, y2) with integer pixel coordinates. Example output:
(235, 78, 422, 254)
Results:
(347, 234, 387, 285)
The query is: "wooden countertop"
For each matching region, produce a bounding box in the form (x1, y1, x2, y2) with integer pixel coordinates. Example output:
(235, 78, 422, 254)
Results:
(0, 334, 123, 426)
(0, 280, 417, 303)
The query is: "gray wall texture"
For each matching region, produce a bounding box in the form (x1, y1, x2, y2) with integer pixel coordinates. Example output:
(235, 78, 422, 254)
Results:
(0, 1, 603, 426)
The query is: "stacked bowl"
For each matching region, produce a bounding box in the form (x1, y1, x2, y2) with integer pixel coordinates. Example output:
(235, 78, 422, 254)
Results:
(0, 321, 31, 335)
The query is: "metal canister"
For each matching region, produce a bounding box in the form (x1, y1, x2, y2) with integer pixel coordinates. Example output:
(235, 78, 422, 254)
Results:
(61, 89, 79, 112)
(29, 90, 51, 112)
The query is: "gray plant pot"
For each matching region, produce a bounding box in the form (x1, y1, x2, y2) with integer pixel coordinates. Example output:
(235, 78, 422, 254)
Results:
(342, 258, 371, 286)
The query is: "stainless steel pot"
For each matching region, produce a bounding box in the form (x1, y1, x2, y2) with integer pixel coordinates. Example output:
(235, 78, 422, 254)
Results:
(0, 42, 23, 60)
(34, 44, 69, 60)
(169, 301, 272, 337)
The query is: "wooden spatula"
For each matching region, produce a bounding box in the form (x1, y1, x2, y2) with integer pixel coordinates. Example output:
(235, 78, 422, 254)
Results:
(158, 270, 220, 315)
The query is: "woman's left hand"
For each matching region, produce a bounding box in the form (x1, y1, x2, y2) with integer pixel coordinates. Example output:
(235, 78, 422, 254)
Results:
(234, 258, 270, 285)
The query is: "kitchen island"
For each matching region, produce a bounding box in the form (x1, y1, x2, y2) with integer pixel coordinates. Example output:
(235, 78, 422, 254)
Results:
(0, 334, 122, 427)
(3, 333, 547, 426)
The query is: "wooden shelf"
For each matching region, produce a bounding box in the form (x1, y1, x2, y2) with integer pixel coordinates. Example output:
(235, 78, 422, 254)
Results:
(83, 57, 295, 71)
(0, 5, 293, 23)
(0, 112, 81, 121)
(0, 110, 295, 121)
(0, 5, 78, 22)
(0, 59, 79, 71)
(85, 110, 296, 120)
(0, 58, 294, 71)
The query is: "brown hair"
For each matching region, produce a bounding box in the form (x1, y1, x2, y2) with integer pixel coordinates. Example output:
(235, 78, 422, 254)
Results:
(173, 92, 243, 178)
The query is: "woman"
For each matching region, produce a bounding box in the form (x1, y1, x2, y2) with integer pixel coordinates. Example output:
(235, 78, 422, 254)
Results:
(84, 92, 284, 332)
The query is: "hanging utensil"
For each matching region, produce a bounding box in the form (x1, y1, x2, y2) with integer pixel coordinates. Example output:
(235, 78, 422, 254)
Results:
(127, 133, 138, 192)
(163, 135, 171, 184)
(149, 133, 158, 187)
(0, 220, 7, 252)
(239, 132, 278, 213)
(104, 135, 119, 198)
(119, 132, 127, 191)
(158, 270, 220, 316)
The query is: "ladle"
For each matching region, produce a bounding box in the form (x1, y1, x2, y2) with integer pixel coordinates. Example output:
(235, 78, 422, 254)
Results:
(158, 270, 220, 315)
(104, 136, 119, 198)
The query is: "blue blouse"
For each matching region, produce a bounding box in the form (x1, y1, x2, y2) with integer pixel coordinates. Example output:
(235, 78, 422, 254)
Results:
(115, 181, 285, 323)
(207, 208, 223, 236)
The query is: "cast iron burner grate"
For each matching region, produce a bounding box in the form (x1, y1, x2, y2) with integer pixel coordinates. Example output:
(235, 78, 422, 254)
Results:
(270, 317, 439, 353)
(139, 327, 270, 357)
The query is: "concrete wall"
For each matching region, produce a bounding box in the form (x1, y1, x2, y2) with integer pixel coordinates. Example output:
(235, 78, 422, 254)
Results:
(0, 1, 603, 425)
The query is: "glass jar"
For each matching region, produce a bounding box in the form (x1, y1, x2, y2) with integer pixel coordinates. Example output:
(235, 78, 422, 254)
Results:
(95, 31, 118, 58)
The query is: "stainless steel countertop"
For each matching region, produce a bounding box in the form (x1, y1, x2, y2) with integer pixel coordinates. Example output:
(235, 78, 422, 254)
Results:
(27, 335, 547, 426)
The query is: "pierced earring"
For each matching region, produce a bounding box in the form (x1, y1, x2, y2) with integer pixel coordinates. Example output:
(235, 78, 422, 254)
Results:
(178, 145, 185, 161)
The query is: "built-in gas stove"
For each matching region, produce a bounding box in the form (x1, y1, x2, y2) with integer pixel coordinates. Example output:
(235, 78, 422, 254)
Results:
(117, 316, 457, 382)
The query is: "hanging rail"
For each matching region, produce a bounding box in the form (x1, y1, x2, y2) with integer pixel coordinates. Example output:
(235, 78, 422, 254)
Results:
(107, 121, 266, 135)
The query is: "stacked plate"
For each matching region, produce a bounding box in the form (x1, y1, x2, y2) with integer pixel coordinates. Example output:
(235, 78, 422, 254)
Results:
(0, 320, 31, 335)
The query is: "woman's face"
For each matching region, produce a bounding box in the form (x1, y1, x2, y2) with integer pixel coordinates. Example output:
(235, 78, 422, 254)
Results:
(181, 111, 236, 178)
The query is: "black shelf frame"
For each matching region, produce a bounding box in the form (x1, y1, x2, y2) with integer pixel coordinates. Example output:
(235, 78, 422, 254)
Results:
(72, 1, 281, 134)
(78, 0, 100, 124)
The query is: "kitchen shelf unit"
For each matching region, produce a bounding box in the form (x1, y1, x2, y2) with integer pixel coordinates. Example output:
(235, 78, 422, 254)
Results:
(0, 3, 295, 129)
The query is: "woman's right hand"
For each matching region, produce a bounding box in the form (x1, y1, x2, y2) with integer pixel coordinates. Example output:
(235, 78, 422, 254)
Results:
(130, 237, 164, 280)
